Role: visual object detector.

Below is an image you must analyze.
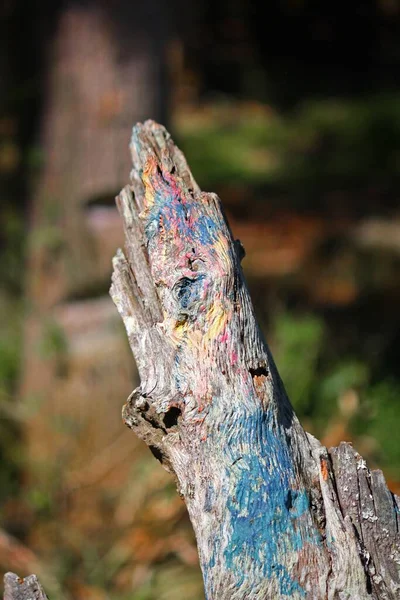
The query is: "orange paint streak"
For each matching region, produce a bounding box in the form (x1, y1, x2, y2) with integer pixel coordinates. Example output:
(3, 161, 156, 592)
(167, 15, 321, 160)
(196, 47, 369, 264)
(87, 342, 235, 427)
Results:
(320, 458, 329, 481)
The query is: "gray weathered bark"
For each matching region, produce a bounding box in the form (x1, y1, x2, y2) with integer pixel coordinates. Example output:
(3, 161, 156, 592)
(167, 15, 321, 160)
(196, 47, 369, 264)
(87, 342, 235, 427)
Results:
(3, 573, 48, 600)
(110, 121, 400, 599)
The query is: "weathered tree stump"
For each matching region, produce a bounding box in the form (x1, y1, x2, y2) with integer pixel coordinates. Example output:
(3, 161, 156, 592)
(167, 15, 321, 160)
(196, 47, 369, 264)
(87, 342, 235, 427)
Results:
(110, 121, 400, 599)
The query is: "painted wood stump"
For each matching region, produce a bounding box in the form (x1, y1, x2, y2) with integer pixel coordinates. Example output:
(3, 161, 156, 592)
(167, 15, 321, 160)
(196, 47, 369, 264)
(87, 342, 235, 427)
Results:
(109, 121, 400, 599)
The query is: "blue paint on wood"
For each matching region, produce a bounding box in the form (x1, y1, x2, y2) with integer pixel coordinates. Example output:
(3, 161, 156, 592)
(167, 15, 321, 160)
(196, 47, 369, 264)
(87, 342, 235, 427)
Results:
(144, 178, 220, 251)
(195, 215, 220, 246)
(206, 407, 321, 596)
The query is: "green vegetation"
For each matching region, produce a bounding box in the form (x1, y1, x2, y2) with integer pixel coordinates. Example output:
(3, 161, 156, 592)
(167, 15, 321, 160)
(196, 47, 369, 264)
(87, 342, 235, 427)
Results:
(0, 292, 23, 503)
(273, 311, 400, 480)
(177, 93, 400, 195)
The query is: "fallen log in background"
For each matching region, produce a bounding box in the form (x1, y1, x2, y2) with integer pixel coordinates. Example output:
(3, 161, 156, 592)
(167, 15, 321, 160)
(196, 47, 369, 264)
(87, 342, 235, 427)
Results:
(110, 121, 400, 599)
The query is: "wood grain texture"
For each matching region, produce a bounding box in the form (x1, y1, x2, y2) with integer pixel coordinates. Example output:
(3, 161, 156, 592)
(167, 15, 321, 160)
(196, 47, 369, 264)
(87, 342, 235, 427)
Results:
(110, 120, 400, 599)
(3, 573, 48, 600)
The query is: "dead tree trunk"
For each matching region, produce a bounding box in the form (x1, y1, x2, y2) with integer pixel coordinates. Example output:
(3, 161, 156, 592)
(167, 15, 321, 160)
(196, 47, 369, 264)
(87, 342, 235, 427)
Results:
(110, 121, 400, 599)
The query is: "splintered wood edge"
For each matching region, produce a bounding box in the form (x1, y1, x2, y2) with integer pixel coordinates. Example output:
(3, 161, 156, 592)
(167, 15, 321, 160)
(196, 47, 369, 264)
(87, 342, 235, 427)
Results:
(3, 573, 48, 600)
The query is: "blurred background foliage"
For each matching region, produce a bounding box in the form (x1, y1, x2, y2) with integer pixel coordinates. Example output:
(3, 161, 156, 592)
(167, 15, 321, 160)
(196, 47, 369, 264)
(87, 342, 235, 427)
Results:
(1, 0, 400, 598)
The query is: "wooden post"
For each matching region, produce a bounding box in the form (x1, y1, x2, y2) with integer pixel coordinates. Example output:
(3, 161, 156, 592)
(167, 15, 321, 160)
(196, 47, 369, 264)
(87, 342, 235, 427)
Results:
(110, 121, 400, 599)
